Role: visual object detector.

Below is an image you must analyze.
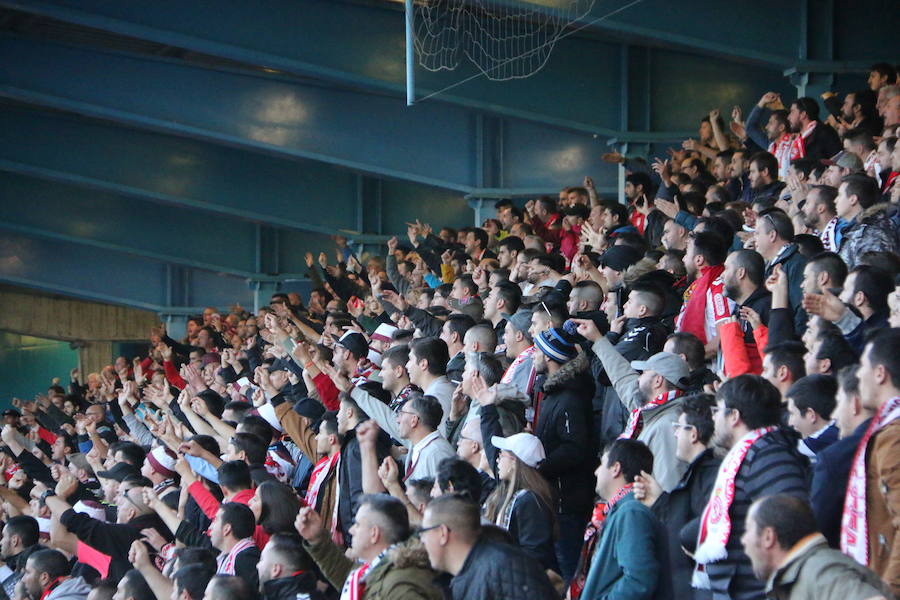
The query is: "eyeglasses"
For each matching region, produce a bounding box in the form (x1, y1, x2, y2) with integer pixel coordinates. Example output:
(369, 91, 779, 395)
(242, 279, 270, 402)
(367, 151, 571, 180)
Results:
(416, 523, 448, 538)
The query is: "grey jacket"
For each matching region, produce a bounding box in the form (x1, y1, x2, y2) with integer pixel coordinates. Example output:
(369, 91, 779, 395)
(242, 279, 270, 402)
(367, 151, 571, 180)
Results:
(766, 534, 888, 600)
(591, 337, 687, 491)
(46, 577, 91, 600)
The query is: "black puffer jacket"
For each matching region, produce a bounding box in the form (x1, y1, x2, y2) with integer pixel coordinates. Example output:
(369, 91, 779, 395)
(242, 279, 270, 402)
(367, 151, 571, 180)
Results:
(448, 537, 559, 600)
(534, 352, 596, 516)
(262, 572, 324, 600)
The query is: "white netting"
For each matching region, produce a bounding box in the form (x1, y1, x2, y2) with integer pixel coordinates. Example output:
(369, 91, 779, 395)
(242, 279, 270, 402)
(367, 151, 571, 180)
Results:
(414, 0, 597, 81)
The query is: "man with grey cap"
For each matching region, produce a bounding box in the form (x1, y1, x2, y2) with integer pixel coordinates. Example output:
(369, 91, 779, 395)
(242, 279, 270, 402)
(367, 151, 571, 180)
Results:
(499, 310, 537, 398)
(574, 318, 690, 491)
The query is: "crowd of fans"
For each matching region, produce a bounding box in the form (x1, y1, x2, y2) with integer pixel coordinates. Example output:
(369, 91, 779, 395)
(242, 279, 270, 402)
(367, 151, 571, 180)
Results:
(2, 64, 900, 600)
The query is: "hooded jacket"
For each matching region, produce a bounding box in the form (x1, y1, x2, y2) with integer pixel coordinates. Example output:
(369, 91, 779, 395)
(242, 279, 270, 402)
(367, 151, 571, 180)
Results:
(838, 203, 899, 269)
(44, 577, 91, 600)
(261, 571, 324, 600)
(305, 536, 442, 600)
(534, 352, 596, 516)
(590, 336, 687, 492)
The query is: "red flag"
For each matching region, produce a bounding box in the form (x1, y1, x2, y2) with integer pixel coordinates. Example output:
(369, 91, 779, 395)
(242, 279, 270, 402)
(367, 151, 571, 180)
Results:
(76, 541, 110, 579)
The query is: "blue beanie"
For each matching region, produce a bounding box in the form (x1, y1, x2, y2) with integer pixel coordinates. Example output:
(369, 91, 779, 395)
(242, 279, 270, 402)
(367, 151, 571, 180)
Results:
(534, 327, 577, 363)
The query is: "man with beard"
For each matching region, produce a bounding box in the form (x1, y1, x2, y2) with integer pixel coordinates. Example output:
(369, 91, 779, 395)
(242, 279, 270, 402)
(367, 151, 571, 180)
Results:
(257, 533, 322, 600)
(495, 236, 524, 270)
(787, 97, 842, 162)
(719, 250, 771, 376)
(694, 375, 808, 600)
(746, 93, 797, 180)
(20, 549, 90, 600)
(800, 186, 840, 251)
(677, 231, 732, 358)
(530, 327, 595, 581)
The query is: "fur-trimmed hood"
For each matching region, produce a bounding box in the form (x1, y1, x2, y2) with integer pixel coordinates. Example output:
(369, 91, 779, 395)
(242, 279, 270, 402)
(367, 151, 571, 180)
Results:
(857, 202, 892, 224)
(389, 536, 434, 570)
(542, 351, 591, 394)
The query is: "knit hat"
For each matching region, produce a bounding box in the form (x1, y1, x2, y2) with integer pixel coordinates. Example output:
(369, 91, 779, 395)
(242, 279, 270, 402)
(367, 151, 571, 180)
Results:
(293, 397, 326, 421)
(147, 446, 178, 479)
(371, 323, 398, 345)
(73, 500, 107, 522)
(337, 331, 369, 359)
(491, 433, 546, 468)
(534, 327, 578, 363)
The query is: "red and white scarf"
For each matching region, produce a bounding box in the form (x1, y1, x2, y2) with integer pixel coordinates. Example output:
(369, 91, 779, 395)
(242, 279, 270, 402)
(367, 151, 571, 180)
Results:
(677, 265, 727, 344)
(569, 484, 634, 599)
(340, 551, 386, 600)
(769, 133, 801, 180)
(217, 537, 256, 575)
(790, 121, 817, 158)
(501, 345, 537, 395)
(840, 396, 900, 565)
(818, 216, 840, 252)
(693, 426, 775, 588)
(620, 390, 683, 439)
(305, 452, 340, 510)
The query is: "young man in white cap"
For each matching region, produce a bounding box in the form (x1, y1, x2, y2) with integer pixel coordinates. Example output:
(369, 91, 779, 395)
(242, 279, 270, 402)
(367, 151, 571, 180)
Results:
(141, 445, 180, 509)
(575, 318, 690, 491)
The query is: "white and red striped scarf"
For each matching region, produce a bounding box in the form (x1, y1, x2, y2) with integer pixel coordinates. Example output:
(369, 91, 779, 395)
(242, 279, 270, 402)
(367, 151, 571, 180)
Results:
(339, 551, 386, 600)
(305, 452, 340, 510)
(501, 345, 537, 394)
(841, 396, 900, 565)
(769, 133, 801, 180)
(216, 537, 256, 575)
(693, 426, 775, 588)
(620, 390, 683, 439)
(790, 121, 817, 158)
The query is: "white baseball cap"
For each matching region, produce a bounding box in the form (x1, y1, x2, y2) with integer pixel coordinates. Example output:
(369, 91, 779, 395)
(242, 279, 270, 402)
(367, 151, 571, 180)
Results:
(491, 433, 546, 468)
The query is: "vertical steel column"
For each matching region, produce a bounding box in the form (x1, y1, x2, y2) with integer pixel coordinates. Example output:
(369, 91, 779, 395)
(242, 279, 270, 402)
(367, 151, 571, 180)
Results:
(405, 0, 415, 106)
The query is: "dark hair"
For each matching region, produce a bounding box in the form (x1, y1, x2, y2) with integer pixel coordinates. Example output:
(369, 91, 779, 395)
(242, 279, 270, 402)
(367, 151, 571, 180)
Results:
(628, 282, 665, 316)
(444, 313, 476, 345)
(255, 481, 302, 535)
(219, 502, 256, 540)
(841, 173, 880, 210)
(697, 216, 735, 246)
(408, 395, 444, 431)
(679, 393, 716, 445)
(691, 231, 728, 267)
(108, 441, 146, 467)
(666, 332, 705, 370)
(27, 549, 70, 580)
(122, 569, 154, 600)
(865, 329, 900, 388)
(718, 375, 782, 428)
(263, 533, 310, 573)
(786, 374, 837, 420)
(493, 281, 522, 314)
(836, 365, 861, 396)
(359, 494, 410, 544)
(217, 460, 252, 492)
(729, 249, 765, 286)
(318, 412, 339, 437)
(849, 265, 893, 313)
(765, 341, 807, 381)
(815, 330, 859, 373)
(757, 208, 794, 241)
(174, 565, 214, 600)
(570, 280, 604, 313)
(603, 203, 628, 229)
(497, 235, 525, 254)
(208, 576, 254, 600)
(793, 234, 824, 258)
(536, 196, 557, 214)
(238, 415, 274, 446)
(790, 157, 818, 178)
(858, 251, 900, 278)
(223, 401, 253, 422)
(466, 351, 504, 387)
(604, 439, 654, 483)
(382, 345, 411, 371)
(844, 127, 875, 151)
(469, 228, 489, 251)
(3, 516, 39, 548)
(752, 494, 819, 550)
(808, 185, 838, 215)
(173, 547, 217, 573)
(229, 432, 268, 465)
(807, 251, 848, 288)
(769, 109, 790, 133)
(435, 458, 483, 503)
(870, 62, 897, 83)
(425, 493, 482, 539)
(792, 97, 820, 121)
(409, 338, 450, 376)
(750, 151, 779, 180)
(626, 172, 653, 195)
